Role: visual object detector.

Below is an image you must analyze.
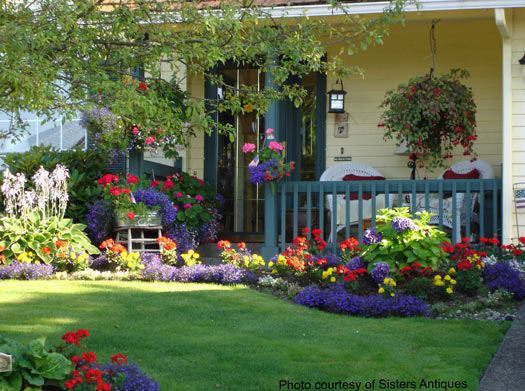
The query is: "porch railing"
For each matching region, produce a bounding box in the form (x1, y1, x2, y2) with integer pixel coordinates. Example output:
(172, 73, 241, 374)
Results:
(261, 178, 502, 260)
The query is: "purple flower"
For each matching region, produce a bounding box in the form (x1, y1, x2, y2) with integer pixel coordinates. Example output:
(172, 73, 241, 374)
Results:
(362, 227, 382, 245)
(0, 261, 54, 280)
(96, 361, 160, 391)
(295, 285, 429, 318)
(371, 262, 390, 284)
(345, 256, 364, 271)
(391, 217, 417, 233)
(248, 159, 280, 185)
(483, 262, 525, 299)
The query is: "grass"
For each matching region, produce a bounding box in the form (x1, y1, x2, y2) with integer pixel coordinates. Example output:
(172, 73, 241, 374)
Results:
(0, 280, 511, 391)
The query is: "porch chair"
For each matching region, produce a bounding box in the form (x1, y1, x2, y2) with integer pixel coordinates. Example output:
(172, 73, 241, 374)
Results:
(320, 162, 389, 243)
(412, 159, 495, 242)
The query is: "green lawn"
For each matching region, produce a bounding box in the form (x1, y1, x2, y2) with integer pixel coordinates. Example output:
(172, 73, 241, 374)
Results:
(0, 280, 510, 391)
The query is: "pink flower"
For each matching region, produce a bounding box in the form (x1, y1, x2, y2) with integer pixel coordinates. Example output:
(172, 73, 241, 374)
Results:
(184, 203, 192, 209)
(131, 126, 140, 135)
(175, 192, 183, 198)
(268, 141, 283, 151)
(242, 143, 256, 154)
(145, 136, 155, 144)
(195, 195, 204, 202)
(265, 128, 274, 135)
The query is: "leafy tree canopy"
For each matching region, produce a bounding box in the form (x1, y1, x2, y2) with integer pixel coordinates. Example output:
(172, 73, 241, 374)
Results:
(0, 0, 406, 156)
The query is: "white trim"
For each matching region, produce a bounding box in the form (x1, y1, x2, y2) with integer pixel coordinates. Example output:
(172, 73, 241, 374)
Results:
(268, 1, 525, 17)
(495, 8, 513, 243)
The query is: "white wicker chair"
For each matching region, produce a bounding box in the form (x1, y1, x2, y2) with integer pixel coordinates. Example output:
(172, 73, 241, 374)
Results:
(414, 159, 495, 242)
(320, 162, 386, 242)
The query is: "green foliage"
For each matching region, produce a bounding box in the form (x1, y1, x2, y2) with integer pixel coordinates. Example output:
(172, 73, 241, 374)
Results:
(2, 145, 109, 223)
(380, 69, 478, 170)
(0, 212, 100, 264)
(0, 0, 406, 150)
(361, 208, 448, 276)
(0, 335, 72, 390)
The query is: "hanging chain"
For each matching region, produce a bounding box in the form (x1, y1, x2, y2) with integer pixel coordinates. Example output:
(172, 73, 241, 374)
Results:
(429, 19, 440, 77)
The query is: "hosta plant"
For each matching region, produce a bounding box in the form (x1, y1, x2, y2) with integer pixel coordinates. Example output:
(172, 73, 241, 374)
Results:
(360, 208, 448, 276)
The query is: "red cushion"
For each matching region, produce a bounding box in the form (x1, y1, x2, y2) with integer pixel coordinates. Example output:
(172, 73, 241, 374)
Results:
(442, 168, 480, 180)
(342, 174, 385, 200)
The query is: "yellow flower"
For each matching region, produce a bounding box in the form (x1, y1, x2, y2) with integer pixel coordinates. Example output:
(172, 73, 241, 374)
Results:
(434, 275, 442, 281)
(70, 252, 77, 260)
(444, 275, 451, 281)
(476, 265, 481, 270)
(268, 261, 274, 268)
(450, 279, 456, 285)
(481, 262, 485, 268)
(271, 269, 277, 274)
(446, 287, 453, 294)
(390, 280, 397, 287)
(243, 255, 249, 263)
(449, 267, 456, 273)
(243, 103, 254, 113)
(330, 276, 336, 283)
(278, 255, 285, 262)
(390, 293, 395, 297)
(378, 287, 385, 294)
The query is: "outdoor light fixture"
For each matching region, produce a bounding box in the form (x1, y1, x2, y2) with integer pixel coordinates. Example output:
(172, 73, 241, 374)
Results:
(327, 79, 347, 113)
(520, 53, 525, 65)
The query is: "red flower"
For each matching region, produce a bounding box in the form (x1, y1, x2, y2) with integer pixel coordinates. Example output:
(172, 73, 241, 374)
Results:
(80, 352, 97, 363)
(62, 332, 80, 346)
(151, 180, 159, 188)
(127, 211, 135, 220)
(400, 266, 412, 273)
(126, 174, 139, 184)
(70, 355, 80, 363)
(344, 273, 357, 282)
(317, 259, 327, 266)
(138, 82, 147, 91)
(55, 240, 68, 248)
(110, 354, 128, 364)
(41, 246, 51, 254)
(312, 229, 323, 237)
(85, 368, 102, 383)
(410, 262, 421, 268)
(163, 179, 174, 190)
(237, 242, 246, 249)
(301, 228, 309, 235)
(353, 268, 367, 274)
(97, 383, 112, 391)
(108, 186, 121, 197)
(76, 329, 89, 338)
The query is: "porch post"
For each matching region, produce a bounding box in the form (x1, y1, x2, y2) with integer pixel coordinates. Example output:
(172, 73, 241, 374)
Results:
(261, 182, 279, 262)
(495, 9, 513, 243)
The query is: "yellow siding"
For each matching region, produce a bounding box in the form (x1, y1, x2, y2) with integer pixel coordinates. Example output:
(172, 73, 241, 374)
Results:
(511, 8, 525, 240)
(187, 75, 205, 179)
(325, 13, 502, 180)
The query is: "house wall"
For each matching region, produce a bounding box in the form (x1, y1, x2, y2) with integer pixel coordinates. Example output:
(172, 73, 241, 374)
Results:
(511, 7, 525, 240)
(325, 11, 503, 180)
(186, 75, 206, 179)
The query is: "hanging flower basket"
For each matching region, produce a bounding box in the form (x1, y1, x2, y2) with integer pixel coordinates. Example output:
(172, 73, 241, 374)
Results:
(379, 68, 478, 170)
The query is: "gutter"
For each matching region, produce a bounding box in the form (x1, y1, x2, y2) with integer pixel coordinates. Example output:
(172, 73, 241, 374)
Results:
(268, 0, 525, 17)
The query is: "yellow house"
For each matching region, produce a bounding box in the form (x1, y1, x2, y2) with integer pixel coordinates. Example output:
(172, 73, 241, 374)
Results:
(139, 1, 525, 254)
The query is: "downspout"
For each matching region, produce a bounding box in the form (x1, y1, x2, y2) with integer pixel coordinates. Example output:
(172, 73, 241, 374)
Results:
(495, 8, 512, 243)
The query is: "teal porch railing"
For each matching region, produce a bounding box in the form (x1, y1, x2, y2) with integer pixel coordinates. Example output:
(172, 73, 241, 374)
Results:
(261, 178, 502, 260)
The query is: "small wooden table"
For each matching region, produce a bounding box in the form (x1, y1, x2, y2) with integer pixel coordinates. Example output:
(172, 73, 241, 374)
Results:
(114, 225, 163, 253)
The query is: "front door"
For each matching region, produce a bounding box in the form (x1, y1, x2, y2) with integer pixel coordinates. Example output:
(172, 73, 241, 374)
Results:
(205, 68, 325, 237)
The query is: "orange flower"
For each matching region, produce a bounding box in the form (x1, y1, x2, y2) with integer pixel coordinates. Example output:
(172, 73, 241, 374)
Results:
(55, 240, 68, 248)
(110, 243, 127, 253)
(156, 237, 176, 251)
(0, 255, 5, 263)
(99, 238, 115, 249)
(41, 246, 51, 255)
(217, 240, 231, 249)
(237, 242, 246, 249)
(0, 245, 4, 252)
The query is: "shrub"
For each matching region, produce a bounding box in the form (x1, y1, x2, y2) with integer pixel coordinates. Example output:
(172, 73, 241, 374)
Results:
(442, 238, 485, 296)
(360, 208, 448, 277)
(217, 240, 265, 272)
(295, 285, 430, 318)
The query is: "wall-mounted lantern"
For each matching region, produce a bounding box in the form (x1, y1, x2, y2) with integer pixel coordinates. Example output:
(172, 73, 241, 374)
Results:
(327, 79, 347, 113)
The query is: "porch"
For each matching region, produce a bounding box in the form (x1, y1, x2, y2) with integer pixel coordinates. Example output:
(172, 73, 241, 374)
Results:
(261, 178, 503, 260)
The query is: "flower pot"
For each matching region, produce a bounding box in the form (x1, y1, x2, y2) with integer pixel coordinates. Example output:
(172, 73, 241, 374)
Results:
(113, 210, 161, 228)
